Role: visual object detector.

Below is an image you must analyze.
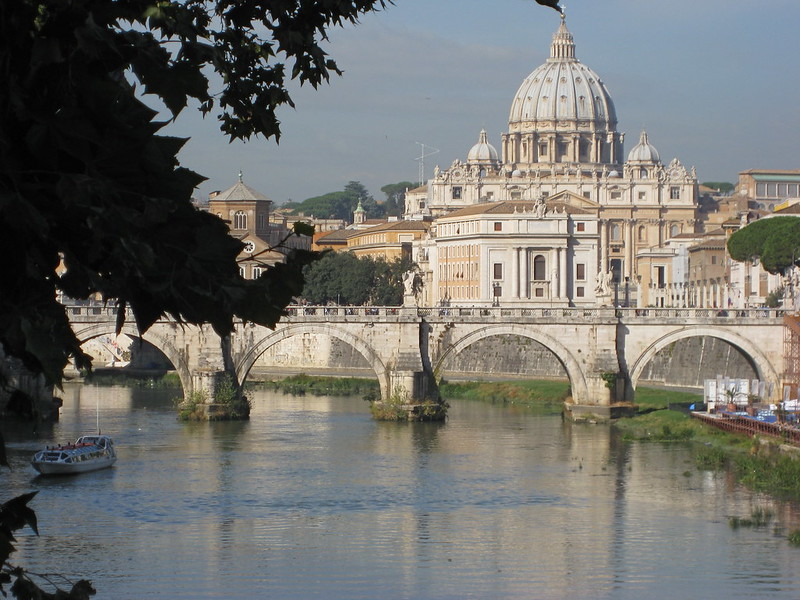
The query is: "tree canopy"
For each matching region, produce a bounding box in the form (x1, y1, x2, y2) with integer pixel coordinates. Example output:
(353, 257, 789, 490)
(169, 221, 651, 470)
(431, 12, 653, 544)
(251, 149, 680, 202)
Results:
(302, 252, 414, 306)
(0, 0, 390, 386)
(380, 181, 415, 216)
(701, 181, 735, 194)
(727, 216, 800, 274)
(284, 180, 384, 221)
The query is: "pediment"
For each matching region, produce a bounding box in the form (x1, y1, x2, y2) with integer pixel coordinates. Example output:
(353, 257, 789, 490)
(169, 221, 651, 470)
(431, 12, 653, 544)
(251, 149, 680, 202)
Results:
(546, 190, 601, 214)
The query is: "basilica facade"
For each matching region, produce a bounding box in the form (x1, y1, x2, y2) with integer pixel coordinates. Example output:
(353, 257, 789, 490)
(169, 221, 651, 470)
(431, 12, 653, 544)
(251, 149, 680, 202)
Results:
(405, 16, 700, 308)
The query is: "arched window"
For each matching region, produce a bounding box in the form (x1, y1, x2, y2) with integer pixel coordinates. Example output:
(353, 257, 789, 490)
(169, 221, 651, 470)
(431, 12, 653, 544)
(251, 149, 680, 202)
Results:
(610, 223, 622, 241)
(234, 210, 247, 230)
(638, 226, 646, 242)
(533, 255, 547, 280)
(669, 224, 679, 238)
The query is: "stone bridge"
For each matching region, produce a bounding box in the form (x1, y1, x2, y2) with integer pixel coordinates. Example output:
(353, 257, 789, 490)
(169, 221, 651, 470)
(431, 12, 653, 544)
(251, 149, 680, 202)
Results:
(66, 304, 788, 417)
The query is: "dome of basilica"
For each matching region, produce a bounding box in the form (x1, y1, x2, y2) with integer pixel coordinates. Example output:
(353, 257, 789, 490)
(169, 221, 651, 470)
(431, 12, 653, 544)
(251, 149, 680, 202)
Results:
(467, 129, 500, 164)
(508, 19, 617, 131)
(627, 130, 661, 163)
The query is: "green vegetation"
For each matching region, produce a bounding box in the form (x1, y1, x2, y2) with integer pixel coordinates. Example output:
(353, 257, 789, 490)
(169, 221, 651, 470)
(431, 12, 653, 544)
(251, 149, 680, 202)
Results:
(727, 216, 800, 275)
(284, 180, 415, 221)
(439, 379, 569, 413)
(701, 181, 735, 194)
(369, 390, 448, 422)
(84, 371, 182, 388)
(302, 253, 416, 306)
(729, 507, 775, 530)
(251, 374, 379, 397)
(284, 181, 385, 221)
(175, 375, 250, 421)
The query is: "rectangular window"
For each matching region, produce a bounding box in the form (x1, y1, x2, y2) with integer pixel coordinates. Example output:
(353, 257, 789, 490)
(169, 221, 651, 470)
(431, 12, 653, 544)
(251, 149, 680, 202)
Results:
(576, 222, 585, 232)
(452, 186, 462, 199)
(493, 263, 503, 279)
(535, 288, 544, 297)
(493, 285, 502, 297)
(638, 191, 646, 200)
(583, 191, 591, 199)
(576, 287, 585, 297)
(711, 256, 717, 265)
(576, 264, 585, 281)
(494, 222, 502, 232)
(611, 191, 622, 200)
(670, 186, 681, 200)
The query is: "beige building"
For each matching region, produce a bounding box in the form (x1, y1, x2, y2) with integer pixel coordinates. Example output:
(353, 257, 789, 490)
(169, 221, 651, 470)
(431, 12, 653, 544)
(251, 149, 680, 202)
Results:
(345, 220, 430, 261)
(736, 169, 800, 212)
(405, 16, 702, 307)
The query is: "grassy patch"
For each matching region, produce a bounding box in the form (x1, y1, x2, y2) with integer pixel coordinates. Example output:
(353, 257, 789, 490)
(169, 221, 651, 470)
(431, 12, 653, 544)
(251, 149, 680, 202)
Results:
(613, 408, 703, 442)
(84, 370, 181, 388)
(248, 374, 380, 397)
(439, 379, 569, 412)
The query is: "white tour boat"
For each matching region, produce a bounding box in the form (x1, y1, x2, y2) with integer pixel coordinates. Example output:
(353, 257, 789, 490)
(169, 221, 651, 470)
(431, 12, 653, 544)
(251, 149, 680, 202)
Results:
(31, 435, 117, 475)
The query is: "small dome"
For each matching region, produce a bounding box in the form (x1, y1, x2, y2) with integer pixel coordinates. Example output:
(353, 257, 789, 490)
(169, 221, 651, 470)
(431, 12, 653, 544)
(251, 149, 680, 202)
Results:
(608, 170, 620, 178)
(467, 129, 499, 164)
(512, 169, 523, 178)
(627, 130, 661, 163)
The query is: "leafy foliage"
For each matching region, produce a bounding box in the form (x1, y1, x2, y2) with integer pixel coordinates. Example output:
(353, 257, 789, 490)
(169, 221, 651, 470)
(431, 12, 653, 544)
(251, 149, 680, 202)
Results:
(285, 181, 384, 221)
(0, 0, 391, 386)
(301, 253, 414, 305)
(701, 181, 735, 194)
(727, 216, 800, 274)
(1, 491, 96, 599)
(380, 181, 415, 217)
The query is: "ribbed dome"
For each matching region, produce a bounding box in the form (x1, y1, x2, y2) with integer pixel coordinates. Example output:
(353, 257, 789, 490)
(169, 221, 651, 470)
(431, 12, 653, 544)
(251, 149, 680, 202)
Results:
(627, 130, 661, 163)
(508, 19, 617, 128)
(467, 129, 499, 164)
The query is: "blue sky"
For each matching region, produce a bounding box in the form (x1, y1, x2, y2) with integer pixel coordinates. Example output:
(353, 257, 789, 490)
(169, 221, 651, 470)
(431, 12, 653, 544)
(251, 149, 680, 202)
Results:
(165, 0, 800, 205)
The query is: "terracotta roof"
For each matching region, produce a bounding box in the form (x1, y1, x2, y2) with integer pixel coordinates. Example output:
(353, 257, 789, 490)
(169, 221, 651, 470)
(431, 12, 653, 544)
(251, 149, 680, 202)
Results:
(353, 220, 431, 234)
(689, 238, 726, 251)
(315, 229, 352, 243)
(213, 181, 272, 202)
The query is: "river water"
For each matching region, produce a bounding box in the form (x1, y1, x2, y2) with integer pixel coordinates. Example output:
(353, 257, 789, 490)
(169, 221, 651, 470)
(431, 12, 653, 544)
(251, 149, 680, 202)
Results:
(3, 384, 800, 600)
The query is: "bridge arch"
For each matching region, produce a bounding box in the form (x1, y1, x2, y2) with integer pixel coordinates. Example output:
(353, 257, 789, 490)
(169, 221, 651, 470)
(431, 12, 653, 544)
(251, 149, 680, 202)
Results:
(72, 322, 192, 395)
(433, 324, 588, 400)
(236, 323, 390, 398)
(628, 327, 781, 394)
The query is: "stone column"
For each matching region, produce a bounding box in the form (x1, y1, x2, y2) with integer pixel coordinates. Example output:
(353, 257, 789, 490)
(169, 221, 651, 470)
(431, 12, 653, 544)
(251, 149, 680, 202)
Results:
(559, 247, 568, 299)
(521, 248, 529, 299)
(512, 247, 520, 298)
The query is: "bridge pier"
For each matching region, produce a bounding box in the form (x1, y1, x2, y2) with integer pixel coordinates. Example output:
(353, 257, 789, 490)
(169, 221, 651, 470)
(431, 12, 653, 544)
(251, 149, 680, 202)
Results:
(178, 368, 250, 421)
(370, 341, 447, 421)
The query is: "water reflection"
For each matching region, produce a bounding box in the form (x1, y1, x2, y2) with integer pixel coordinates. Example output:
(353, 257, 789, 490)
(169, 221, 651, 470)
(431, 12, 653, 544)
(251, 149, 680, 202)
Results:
(2, 384, 800, 599)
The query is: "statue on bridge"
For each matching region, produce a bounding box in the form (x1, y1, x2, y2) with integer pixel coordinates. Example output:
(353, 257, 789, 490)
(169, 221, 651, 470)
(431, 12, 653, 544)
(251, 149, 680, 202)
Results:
(403, 269, 423, 306)
(594, 270, 612, 305)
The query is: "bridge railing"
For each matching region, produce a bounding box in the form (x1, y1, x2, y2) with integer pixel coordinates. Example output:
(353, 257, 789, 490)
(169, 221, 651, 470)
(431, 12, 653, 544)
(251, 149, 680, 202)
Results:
(614, 307, 788, 321)
(64, 301, 790, 324)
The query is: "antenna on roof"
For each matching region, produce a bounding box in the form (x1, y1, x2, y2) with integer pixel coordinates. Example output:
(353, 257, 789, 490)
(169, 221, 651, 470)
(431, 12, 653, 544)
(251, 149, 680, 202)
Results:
(415, 142, 439, 186)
